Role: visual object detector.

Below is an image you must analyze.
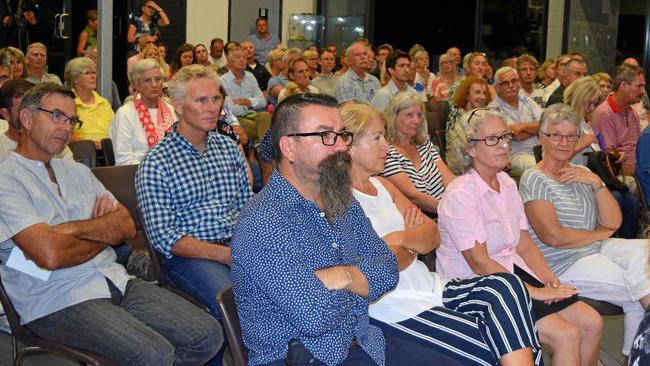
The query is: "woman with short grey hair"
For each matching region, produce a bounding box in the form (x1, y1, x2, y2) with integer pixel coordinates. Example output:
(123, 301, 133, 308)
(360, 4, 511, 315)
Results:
(437, 105, 604, 366)
(66, 57, 114, 148)
(109, 58, 176, 165)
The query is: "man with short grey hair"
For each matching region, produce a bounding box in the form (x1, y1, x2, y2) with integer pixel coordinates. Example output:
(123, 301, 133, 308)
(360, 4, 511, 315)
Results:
(25, 42, 62, 85)
(545, 59, 588, 106)
(335, 42, 381, 104)
(489, 66, 542, 177)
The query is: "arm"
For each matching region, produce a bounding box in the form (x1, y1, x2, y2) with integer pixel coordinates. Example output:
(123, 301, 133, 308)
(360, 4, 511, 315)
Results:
(127, 24, 137, 44)
(156, 10, 170, 27)
(515, 230, 557, 284)
(248, 77, 267, 111)
(314, 265, 370, 298)
(509, 122, 539, 141)
(53, 203, 136, 246)
(572, 133, 598, 157)
(77, 30, 89, 57)
(384, 172, 439, 212)
(171, 236, 231, 265)
(378, 176, 439, 254)
(269, 84, 283, 99)
(238, 143, 254, 189)
(435, 159, 456, 187)
(461, 241, 511, 276)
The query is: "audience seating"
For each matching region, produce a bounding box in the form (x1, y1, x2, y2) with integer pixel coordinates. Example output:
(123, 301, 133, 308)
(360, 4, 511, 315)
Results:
(532, 145, 543, 163)
(425, 101, 450, 133)
(434, 130, 447, 162)
(216, 287, 248, 366)
(69, 140, 97, 168)
(100, 138, 116, 166)
(0, 273, 118, 366)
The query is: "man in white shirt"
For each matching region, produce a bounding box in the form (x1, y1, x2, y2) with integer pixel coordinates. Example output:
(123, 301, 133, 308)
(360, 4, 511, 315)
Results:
(209, 37, 228, 68)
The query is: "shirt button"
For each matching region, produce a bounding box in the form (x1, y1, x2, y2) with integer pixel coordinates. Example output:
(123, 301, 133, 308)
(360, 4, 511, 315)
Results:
(332, 242, 338, 249)
(319, 212, 325, 217)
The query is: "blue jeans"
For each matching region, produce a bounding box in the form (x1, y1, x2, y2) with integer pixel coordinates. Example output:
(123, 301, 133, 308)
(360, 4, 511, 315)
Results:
(163, 255, 233, 365)
(27, 278, 222, 366)
(611, 190, 640, 239)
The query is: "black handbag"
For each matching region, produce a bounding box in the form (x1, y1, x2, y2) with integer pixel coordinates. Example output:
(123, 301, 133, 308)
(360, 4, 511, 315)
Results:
(586, 150, 629, 193)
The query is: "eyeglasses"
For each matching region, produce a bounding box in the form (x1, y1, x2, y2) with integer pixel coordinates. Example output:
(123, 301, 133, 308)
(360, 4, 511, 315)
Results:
(286, 130, 354, 146)
(498, 78, 519, 86)
(540, 131, 580, 142)
(471, 132, 514, 146)
(80, 70, 96, 76)
(141, 76, 164, 85)
(36, 108, 83, 129)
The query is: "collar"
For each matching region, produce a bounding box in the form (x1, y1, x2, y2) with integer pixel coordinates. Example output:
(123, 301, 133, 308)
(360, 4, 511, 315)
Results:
(387, 79, 409, 94)
(607, 94, 624, 113)
(74, 90, 107, 107)
(469, 168, 515, 197)
(348, 68, 367, 81)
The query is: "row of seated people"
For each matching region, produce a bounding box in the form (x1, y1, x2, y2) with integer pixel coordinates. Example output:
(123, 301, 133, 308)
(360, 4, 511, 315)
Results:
(0, 48, 647, 359)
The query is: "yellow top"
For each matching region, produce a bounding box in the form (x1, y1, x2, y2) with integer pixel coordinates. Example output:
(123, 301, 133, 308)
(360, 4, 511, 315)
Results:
(72, 90, 114, 142)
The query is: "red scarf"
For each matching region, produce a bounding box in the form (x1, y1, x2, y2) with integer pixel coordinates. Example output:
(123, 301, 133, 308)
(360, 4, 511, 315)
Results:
(134, 94, 174, 147)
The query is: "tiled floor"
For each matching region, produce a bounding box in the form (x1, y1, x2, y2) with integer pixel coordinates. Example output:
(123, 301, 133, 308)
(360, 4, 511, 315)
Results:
(0, 315, 627, 366)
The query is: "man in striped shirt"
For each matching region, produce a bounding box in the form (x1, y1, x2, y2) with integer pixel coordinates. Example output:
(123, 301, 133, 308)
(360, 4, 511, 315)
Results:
(592, 63, 646, 176)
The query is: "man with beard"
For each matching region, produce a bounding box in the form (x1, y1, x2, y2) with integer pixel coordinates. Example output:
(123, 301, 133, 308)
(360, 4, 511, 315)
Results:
(0, 83, 222, 365)
(231, 93, 459, 365)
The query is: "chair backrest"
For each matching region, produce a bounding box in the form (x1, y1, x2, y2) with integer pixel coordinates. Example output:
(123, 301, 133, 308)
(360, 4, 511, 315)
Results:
(69, 140, 97, 168)
(425, 111, 440, 138)
(136, 205, 172, 287)
(434, 130, 447, 162)
(0, 273, 30, 340)
(100, 138, 116, 166)
(216, 287, 248, 366)
(92, 165, 141, 231)
(533, 145, 543, 163)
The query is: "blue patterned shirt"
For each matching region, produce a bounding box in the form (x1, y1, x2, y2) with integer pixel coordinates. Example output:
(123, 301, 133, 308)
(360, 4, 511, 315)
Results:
(136, 125, 252, 258)
(335, 69, 381, 105)
(231, 171, 399, 366)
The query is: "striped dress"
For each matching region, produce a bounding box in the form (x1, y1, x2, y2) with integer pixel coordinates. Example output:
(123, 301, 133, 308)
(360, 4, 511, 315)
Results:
(519, 166, 602, 275)
(383, 140, 445, 199)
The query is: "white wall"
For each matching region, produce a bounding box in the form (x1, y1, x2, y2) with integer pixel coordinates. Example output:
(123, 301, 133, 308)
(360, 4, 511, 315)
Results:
(186, 0, 229, 45)
(186, 0, 316, 45)
(546, 0, 564, 60)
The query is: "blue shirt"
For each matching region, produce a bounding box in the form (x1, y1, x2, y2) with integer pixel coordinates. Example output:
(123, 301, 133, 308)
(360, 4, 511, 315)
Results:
(335, 69, 381, 105)
(637, 127, 650, 206)
(221, 70, 267, 116)
(231, 171, 399, 366)
(0, 153, 132, 324)
(136, 125, 252, 259)
(246, 33, 281, 65)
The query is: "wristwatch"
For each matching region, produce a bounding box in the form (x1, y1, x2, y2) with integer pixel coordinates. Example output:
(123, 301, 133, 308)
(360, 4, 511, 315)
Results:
(593, 179, 606, 193)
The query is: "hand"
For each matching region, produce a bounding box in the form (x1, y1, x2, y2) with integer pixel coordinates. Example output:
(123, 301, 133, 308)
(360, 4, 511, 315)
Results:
(23, 11, 36, 25)
(582, 134, 598, 145)
(2, 16, 11, 26)
(557, 166, 600, 187)
(148, 1, 161, 10)
(233, 98, 252, 107)
(402, 205, 424, 230)
(614, 151, 626, 164)
(508, 124, 523, 136)
(314, 266, 352, 290)
(620, 164, 635, 177)
(543, 276, 560, 289)
(92, 194, 116, 219)
(528, 283, 578, 304)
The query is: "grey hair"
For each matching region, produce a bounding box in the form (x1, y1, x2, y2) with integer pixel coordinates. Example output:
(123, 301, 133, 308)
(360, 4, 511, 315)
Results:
(129, 58, 163, 84)
(539, 103, 581, 133)
(384, 91, 428, 145)
(494, 66, 517, 83)
(168, 64, 221, 103)
(64, 57, 96, 87)
(26, 42, 47, 56)
(18, 83, 75, 129)
(446, 108, 508, 174)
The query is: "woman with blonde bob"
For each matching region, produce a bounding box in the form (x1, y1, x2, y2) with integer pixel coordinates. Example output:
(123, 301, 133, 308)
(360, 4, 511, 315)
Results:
(383, 92, 455, 214)
(562, 76, 603, 166)
(437, 107, 604, 366)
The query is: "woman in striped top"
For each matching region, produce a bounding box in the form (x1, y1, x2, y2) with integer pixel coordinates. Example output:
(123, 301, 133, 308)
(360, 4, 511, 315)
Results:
(383, 92, 455, 214)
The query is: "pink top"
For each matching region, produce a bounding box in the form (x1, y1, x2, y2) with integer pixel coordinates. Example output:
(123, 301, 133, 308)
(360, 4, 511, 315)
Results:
(436, 169, 535, 279)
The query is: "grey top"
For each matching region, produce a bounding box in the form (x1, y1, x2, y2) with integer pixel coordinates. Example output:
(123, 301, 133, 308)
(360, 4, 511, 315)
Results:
(334, 69, 381, 105)
(489, 94, 542, 157)
(26, 72, 62, 85)
(519, 166, 602, 275)
(0, 152, 132, 324)
(370, 80, 416, 112)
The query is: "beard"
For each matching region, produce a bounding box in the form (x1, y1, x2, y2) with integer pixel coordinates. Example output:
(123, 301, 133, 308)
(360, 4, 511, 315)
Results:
(318, 151, 353, 223)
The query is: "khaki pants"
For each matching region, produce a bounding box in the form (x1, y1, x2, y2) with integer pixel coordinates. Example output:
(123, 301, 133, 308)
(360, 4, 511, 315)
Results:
(238, 112, 272, 141)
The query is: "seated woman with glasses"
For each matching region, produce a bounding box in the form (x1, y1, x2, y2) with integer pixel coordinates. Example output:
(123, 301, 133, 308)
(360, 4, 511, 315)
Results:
(383, 92, 455, 214)
(520, 104, 650, 359)
(109, 59, 176, 165)
(344, 103, 542, 366)
(65, 57, 114, 150)
(437, 107, 604, 366)
(563, 77, 604, 166)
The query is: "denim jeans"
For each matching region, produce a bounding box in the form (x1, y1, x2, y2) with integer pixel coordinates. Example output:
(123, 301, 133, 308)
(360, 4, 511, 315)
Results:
(163, 255, 233, 366)
(27, 278, 222, 366)
(611, 190, 640, 238)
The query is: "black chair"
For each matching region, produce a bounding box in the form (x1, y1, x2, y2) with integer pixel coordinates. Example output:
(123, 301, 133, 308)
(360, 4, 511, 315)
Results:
(216, 287, 248, 366)
(532, 145, 543, 163)
(434, 130, 447, 162)
(425, 101, 450, 128)
(579, 297, 624, 316)
(68, 140, 97, 168)
(0, 273, 118, 366)
(100, 138, 115, 166)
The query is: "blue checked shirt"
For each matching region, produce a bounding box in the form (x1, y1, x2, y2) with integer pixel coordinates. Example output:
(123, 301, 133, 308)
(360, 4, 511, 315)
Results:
(135, 125, 252, 259)
(231, 171, 398, 366)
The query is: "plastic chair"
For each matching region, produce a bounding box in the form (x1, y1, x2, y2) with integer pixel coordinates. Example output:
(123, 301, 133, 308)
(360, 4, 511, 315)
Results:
(68, 140, 97, 168)
(0, 273, 118, 366)
(216, 287, 248, 366)
(100, 138, 116, 166)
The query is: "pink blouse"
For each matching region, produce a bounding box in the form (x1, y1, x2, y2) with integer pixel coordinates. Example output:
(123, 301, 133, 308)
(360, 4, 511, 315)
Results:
(436, 169, 534, 279)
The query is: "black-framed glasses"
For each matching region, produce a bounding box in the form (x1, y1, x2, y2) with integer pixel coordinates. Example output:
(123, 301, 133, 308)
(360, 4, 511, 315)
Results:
(286, 130, 354, 146)
(471, 132, 513, 146)
(540, 132, 580, 142)
(36, 108, 83, 129)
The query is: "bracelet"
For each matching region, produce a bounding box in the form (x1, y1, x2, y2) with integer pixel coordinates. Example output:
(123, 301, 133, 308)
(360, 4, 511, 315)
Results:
(158, 8, 164, 12)
(407, 248, 417, 256)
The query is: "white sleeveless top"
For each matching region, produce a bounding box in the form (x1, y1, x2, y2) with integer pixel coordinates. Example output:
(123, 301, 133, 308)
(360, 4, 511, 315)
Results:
(353, 177, 446, 323)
